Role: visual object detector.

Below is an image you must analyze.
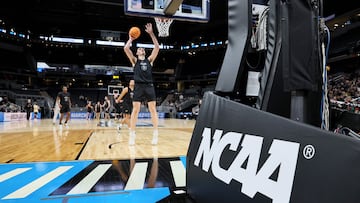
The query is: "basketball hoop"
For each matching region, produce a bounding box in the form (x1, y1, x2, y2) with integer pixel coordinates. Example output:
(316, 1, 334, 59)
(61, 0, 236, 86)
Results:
(154, 17, 173, 37)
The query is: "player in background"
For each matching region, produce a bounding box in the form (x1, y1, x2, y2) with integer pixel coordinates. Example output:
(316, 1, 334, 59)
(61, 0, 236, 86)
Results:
(103, 96, 111, 120)
(57, 86, 71, 126)
(115, 79, 135, 130)
(24, 99, 32, 120)
(86, 100, 93, 120)
(94, 101, 102, 120)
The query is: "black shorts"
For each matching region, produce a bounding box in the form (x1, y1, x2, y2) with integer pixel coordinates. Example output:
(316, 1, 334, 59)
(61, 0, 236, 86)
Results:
(60, 105, 70, 113)
(122, 103, 133, 114)
(114, 103, 122, 113)
(133, 83, 156, 102)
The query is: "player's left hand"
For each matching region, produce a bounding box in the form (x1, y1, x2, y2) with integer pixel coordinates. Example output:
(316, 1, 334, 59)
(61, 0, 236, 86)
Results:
(145, 23, 153, 34)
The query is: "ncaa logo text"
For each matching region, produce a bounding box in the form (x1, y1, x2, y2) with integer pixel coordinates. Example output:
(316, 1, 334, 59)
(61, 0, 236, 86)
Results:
(194, 127, 300, 203)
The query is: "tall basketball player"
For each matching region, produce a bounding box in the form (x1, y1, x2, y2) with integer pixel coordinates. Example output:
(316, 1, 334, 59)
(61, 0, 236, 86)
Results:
(124, 23, 159, 145)
(57, 86, 71, 126)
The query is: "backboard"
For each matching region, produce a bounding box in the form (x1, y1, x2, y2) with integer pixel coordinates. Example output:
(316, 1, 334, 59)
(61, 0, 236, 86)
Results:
(124, 0, 210, 22)
(108, 85, 124, 96)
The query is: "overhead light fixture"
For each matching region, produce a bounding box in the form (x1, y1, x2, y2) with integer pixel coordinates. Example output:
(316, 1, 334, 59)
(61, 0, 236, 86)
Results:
(334, 23, 339, 27)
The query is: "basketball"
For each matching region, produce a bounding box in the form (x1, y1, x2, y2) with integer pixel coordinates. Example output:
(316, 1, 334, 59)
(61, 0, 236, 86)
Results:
(129, 26, 141, 39)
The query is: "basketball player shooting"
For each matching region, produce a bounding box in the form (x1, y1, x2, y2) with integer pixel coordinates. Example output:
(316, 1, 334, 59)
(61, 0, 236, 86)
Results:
(124, 23, 159, 145)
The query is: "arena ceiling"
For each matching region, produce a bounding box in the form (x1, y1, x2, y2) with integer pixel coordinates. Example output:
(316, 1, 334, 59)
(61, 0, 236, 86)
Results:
(0, 0, 358, 44)
(0, 0, 227, 44)
(0, 1, 358, 67)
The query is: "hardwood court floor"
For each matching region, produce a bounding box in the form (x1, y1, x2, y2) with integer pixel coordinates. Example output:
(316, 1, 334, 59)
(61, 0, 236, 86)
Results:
(0, 118, 196, 163)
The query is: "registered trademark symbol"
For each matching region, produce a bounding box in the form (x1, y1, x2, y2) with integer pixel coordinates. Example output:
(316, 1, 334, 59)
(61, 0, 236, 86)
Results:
(303, 145, 315, 159)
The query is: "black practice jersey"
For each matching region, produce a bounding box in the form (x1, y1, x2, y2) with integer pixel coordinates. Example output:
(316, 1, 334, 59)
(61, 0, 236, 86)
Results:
(133, 58, 153, 83)
(57, 92, 71, 106)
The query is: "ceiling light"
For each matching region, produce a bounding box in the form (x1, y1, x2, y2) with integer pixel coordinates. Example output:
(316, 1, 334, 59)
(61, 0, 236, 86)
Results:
(334, 23, 339, 27)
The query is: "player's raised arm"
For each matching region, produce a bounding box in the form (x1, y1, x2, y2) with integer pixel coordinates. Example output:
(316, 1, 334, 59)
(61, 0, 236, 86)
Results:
(124, 36, 137, 66)
(145, 23, 160, 64)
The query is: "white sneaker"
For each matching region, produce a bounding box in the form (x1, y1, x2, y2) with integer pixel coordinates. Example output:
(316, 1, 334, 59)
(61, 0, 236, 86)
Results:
(151, 130, 158, 145)
(129, 131, 136, 145)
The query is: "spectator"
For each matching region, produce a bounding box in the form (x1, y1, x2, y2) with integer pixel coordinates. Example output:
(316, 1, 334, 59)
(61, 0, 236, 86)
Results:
(24, 99, 33, 120)
(33, 102, 40, 119)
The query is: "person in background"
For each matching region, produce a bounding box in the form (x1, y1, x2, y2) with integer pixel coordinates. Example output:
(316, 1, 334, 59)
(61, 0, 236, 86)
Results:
(24, 99, 32, 120)
(103, 96, 111, 120)
(57, 86, 71, 126)
(94, 101, 102, 120)
(86, 100, 93, 120)
(115, 79, 135, 130)
(33, 102, 40, 119)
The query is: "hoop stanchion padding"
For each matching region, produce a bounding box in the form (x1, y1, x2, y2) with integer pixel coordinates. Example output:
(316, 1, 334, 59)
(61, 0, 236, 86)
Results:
(186, 92, 360, 203)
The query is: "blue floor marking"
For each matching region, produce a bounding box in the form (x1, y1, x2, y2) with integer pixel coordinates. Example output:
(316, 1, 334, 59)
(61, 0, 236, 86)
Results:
(0, 160, 93, 202)
(40, 187, 170, 203)
(180, 156, 186, 168)
(0, 157, 186, 202)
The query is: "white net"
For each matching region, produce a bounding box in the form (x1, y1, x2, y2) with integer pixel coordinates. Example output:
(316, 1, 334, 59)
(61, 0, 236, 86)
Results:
(154, 17, 173, 37)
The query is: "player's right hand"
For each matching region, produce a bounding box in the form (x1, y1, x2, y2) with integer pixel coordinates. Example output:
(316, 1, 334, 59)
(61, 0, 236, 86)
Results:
(129, 34, 136, 41)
